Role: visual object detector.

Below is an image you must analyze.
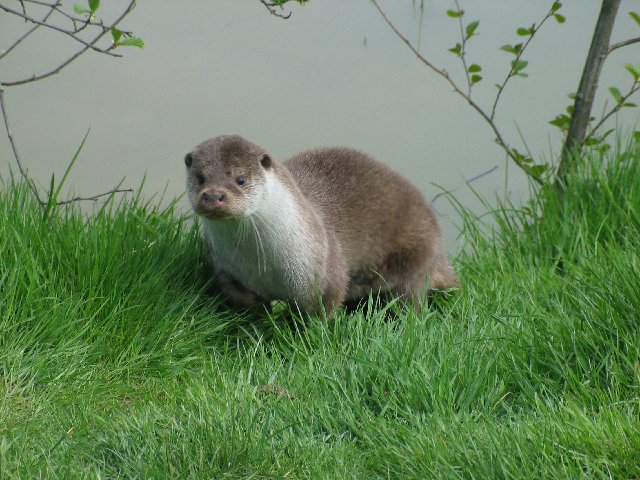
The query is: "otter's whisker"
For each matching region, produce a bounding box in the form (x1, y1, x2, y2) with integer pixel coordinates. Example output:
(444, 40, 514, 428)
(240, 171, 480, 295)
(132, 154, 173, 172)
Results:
(233, 218, 246, 259)
(249, 215, 267, 274)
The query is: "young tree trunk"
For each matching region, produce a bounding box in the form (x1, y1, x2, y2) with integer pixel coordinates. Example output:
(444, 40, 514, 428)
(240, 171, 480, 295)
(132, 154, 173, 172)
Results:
(555, 0, 621, 191)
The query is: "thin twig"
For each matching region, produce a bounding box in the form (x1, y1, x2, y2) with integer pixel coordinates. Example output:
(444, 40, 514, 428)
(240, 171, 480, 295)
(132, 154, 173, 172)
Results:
(22, 0, 111, 32)
(0, 0, 60, 61)
(490, 3, 559, 121)
(586, 81, 640, 141)
(53, 188, 133, 205)
(2, 0, 137, 86)
(2, 84, 134, 207)
(452, 0, 472, 96)
(259, 0, 292, 19)
(0, 2, 121, 57)
(0, 83, 44, 204)
(431, 165, 498, 205)
(608, 36, 640, 54)
(370, 0, 543, 185)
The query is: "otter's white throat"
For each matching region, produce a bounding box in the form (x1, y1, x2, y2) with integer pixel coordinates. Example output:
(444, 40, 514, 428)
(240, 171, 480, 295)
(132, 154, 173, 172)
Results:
(203, 169, 324, 301)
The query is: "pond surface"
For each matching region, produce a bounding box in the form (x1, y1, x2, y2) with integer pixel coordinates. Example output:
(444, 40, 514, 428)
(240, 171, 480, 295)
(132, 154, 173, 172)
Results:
(1, 0, 638, 251)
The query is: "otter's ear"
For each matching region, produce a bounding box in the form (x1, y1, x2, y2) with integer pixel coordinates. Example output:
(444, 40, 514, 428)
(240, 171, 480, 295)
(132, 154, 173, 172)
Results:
(184, 153, 193, 167)
(260, 154, 272, 169)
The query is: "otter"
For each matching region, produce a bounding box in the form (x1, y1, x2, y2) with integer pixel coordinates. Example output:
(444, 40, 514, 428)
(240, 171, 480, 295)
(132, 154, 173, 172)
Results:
(185, 135, 457, 316)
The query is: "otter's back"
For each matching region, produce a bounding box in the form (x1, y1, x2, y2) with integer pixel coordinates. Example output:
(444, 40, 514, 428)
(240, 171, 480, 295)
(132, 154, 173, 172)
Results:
(284, 147, 441, 267)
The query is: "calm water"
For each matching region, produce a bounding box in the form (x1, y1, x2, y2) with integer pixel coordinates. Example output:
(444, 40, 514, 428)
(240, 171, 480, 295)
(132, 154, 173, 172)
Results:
(1, 1, 638, 251)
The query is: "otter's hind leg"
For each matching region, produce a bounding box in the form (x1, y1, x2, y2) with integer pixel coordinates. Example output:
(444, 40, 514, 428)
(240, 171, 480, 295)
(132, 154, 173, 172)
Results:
(383, 246, 435, 313)
(430, 248, 459, 290)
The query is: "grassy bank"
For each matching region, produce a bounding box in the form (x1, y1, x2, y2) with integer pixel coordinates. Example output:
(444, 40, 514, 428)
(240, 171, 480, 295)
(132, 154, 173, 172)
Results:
(1, 142, 639, 479)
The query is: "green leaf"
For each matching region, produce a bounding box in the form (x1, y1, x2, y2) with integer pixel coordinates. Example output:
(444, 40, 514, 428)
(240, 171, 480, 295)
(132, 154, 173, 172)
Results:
(501, 43, 523, 55)
(116, 37, 145, 48)
(88, 0, 100, 13)
(554, 14, 566, 23)
(73, 3, 90, 14)
(601, 129, 615, 141)
(551, 2, 562, 14)
(609, 86, 623, 104)
(465, 21, 479, 39)
(528, 164, 547, 177)
(516, 27, 533, 36)
(584, 135, 611, 154)
(468, 64, 482, 73)
(448, 43, 462, 56)
(500, 44, 517, 55)
(587, 129, 615, 147)
(549, 114, 570, 130)
(622, 102, 637, 108)
(629, 11, 640, 26)
(471, 74, 483, 84)
(511, 148, 532, 163)
(111, 27, 122, 44)
(511, 59, 528, 73)
(633, 130, 640, 141)
(446, 9, 463, 18)
(624, 63, 640, 80)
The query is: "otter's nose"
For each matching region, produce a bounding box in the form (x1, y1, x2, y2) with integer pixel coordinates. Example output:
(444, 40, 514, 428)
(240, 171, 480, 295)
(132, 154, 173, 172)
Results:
(201, 191, 225, 204)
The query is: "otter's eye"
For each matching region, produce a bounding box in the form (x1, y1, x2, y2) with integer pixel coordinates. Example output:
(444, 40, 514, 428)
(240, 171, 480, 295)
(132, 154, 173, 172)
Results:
(196, 173, 205, 185)
(236, 176, 246, 186)
(184, 153, 193, 167)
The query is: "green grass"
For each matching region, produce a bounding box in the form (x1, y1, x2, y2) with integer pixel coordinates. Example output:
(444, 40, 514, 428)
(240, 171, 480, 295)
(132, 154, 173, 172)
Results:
(1, 140, 639, 479)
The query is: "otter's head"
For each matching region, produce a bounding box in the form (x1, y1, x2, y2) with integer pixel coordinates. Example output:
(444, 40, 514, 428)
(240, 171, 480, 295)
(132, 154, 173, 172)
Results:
(184, 135, 274, 220)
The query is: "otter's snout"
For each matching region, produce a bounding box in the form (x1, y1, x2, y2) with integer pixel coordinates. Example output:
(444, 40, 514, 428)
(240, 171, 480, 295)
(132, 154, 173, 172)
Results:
(196, 189, 230, 219)
(200, 191, 225, 206)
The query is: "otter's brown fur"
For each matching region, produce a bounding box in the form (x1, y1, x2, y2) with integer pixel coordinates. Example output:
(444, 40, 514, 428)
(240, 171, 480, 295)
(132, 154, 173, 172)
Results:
(185, 135, 457, 315)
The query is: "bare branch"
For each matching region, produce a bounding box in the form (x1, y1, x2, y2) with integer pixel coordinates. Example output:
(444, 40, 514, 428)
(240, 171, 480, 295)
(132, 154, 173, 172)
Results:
(431, 165, 499, 205)
(370, 0, 543, 185)
(1, 1, 139, 208)
(0, 0, 60, 61)
(259, 0, 292, 19)
(608, 36, 640, 54)
(0, 2, 121, 57)
(2, 0, 137, 86)
(5, 50, 83, 86)
(0, 83, 44, 204)
(52, 188, 133, 205)
(21, 0, 65, 7)
(22, 0, 110, 33)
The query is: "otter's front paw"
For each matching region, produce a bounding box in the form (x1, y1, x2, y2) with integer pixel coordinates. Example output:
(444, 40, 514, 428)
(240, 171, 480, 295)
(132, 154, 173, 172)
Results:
(217, 271, 266, 308)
